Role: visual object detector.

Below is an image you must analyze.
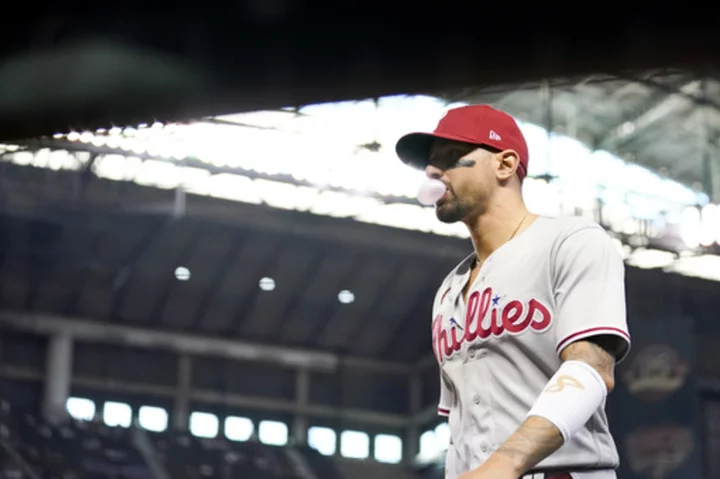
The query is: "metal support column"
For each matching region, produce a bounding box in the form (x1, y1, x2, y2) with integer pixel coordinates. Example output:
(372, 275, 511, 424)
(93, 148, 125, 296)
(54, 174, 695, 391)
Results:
(174, 354, 192, 431)
(700, 80, 713, 201)
(293, 368, 310, 445)
(699, 80, 719, 203)
(404, 371, 422, 462)
(42, 333, 73, 424)
(542, 81, 554, 174)
(174, 185, 186, 218)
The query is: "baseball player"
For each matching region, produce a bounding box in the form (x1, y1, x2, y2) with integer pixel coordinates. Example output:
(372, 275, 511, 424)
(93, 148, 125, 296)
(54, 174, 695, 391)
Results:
(395, 105, 630, 479)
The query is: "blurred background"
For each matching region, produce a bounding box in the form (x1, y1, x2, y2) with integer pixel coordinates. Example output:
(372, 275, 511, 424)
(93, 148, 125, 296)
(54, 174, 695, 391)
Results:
(0, 5, 717, 479)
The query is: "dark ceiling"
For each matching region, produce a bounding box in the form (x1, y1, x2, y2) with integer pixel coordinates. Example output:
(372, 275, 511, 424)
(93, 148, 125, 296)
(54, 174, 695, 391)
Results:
(0, 162, 468, 362)
(1, 4, 718, 140)
(0, 162, 719, 365)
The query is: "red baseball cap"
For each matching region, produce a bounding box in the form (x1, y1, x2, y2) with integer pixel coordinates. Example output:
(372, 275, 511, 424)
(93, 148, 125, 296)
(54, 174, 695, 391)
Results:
(395, 104, 530, 180)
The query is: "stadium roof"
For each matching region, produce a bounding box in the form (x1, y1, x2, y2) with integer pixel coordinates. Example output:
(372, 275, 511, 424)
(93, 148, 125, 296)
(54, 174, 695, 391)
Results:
(8, 80, 717, 243)
(0, 160, 716, 369)
(0, 85, 719, 365)
(9, 70, 719, 198)
(443, 71, 720, 198)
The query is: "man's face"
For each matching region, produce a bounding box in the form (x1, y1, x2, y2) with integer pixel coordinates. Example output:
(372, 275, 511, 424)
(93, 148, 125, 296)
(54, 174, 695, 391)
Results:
(425, 139, 497, 224)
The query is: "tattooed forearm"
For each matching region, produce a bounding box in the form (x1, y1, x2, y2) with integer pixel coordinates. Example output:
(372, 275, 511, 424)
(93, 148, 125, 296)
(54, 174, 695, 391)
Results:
(487, 336, 620, 474)
(560, 335, 618, 391)
(493, 416, 564, 474)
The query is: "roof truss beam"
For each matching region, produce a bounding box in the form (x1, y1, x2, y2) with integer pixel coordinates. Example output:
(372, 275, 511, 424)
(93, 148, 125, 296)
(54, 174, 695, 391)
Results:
(594, 80, 702, 151)
(0, 311, 411, 374)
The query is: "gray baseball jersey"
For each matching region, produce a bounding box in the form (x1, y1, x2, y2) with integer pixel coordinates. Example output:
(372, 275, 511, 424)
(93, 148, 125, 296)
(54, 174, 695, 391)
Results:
(433, 215, 630, 479)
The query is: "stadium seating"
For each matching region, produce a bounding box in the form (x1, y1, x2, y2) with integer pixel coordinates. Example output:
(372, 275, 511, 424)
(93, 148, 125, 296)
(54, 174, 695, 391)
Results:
(0, 401, 427, 479)
(0, 401, 152, 479)
(150, 431, 298, 479)
(295, 445, 345, 479)
(334, 456, 419, 479)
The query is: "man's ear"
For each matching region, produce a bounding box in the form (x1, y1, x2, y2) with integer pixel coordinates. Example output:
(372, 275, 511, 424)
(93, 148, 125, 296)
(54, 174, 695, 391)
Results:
(496, 150, 520, 181)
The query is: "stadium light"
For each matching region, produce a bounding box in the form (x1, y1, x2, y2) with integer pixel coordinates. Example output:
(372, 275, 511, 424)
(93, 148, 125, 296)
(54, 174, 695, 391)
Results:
(174, 266, 191, 281)
(259, 277, 276, 291)
(338, 290, 355, 304)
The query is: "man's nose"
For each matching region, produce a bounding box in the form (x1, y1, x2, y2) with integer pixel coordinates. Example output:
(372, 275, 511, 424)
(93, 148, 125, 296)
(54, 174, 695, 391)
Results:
(425, 164, 443, 179)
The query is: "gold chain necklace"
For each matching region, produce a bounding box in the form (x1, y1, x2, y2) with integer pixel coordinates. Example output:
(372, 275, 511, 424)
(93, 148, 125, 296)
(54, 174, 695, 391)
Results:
(474, 212, 529, 269)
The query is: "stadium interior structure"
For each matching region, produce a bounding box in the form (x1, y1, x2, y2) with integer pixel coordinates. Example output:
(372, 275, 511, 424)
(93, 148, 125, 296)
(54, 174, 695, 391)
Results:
(0, 70, 718, 478)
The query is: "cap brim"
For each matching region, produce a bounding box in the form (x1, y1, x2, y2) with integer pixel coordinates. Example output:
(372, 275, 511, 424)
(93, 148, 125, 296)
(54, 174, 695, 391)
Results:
(395, 132, 479, 169)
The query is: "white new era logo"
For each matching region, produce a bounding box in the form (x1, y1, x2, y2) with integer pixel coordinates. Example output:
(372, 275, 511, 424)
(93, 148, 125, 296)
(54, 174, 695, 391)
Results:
(489, 130, 502, 141)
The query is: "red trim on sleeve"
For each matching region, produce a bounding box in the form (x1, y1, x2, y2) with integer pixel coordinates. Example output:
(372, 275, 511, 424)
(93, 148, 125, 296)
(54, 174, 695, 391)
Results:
(556, 326, 631, 354)
(438, 407, 450, 416)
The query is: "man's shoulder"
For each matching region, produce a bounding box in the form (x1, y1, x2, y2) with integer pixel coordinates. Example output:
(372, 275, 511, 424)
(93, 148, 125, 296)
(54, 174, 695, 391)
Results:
(543, 215, 621, 267)
(539, 215, 608, 244)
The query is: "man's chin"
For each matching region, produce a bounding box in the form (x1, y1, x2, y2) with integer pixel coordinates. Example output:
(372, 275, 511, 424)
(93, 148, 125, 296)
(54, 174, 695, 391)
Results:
(435, 208, 464, 224)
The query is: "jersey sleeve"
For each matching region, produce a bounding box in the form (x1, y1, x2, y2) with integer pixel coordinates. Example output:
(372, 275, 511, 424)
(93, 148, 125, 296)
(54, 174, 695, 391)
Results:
(552, 225, 631, 362)
(438, 369, 453, 417)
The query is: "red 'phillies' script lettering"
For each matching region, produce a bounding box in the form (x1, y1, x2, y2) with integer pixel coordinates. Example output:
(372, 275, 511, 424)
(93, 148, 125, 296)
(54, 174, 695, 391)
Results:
(432, 286, 551, 361)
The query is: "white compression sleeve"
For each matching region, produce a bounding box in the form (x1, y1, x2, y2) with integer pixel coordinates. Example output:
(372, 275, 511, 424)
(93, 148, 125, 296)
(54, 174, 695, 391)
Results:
(526, 360, 607, 442)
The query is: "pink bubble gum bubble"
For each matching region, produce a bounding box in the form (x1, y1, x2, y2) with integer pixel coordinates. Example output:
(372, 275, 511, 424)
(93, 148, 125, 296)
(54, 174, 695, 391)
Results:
(417, 178, 446, 206)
